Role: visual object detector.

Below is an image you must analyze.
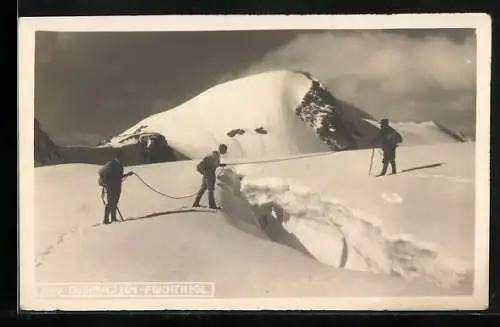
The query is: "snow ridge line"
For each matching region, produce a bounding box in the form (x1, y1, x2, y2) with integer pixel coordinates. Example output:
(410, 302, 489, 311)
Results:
(225, 174, 472, 289)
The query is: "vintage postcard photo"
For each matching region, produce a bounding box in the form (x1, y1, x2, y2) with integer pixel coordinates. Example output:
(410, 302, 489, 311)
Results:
(18, 14, 491, 311)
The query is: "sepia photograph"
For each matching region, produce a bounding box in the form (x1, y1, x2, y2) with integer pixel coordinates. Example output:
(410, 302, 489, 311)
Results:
(18, 14, 491, 311)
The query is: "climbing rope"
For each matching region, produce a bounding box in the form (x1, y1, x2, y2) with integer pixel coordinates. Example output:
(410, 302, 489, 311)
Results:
(128, 152, 337, 200)
(129, 164, 232, 200)
(126, 150, 341, 200)
(98, 166, 229, 222)
(131, 172, 199, 199)
(224, 150, 336, 166)
(112, 149, 360, 201)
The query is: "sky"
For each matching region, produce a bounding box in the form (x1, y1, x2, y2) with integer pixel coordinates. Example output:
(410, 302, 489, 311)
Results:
(34, 29, 476, 145)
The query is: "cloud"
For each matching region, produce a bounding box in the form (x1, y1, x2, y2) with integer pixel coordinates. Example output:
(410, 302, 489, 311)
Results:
(238, 31, 476, 129)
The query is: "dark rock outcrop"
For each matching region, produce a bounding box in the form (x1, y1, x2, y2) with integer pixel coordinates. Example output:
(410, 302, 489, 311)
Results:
(294, 72, 379, 151)
(34, 120, 188, 167)
(226, 129, 246, 138)
(34, 119, 62, 167)
(57, 133, 189, 167)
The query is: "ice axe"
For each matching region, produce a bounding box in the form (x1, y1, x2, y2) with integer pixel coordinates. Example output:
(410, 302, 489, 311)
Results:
(116, 206, 124, 221)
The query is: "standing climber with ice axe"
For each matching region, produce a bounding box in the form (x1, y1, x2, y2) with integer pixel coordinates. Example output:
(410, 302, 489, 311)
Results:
(192, 144, 228, 210)
(370, 118, 403, 177)
(98, 151, 134, 224)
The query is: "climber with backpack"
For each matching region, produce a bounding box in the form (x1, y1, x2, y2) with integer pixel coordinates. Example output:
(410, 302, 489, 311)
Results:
(98, 151, 134, 224)
(373, 118, 403, 176)
(192, 144, 228, 209)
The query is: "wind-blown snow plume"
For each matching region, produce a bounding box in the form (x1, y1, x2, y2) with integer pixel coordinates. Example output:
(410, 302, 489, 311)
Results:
(34, 119, 62, 166)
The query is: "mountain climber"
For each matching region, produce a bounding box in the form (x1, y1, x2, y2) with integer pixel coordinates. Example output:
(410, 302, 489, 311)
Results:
(373, 118, 403, 176)
(98, 151, 134, 224)
(192, 144, 228, 209)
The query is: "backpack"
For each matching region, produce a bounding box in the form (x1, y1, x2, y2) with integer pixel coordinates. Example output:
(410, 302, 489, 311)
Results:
(197, 153, 217, 174)
(98, 171, 106, 187)
(197, 156, 211, 174)
(388, 128, 403, 145)
(97, 162, 111, 187)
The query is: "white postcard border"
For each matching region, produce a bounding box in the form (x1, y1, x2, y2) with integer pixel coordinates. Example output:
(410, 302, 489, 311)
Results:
(18, 13, 491, 311)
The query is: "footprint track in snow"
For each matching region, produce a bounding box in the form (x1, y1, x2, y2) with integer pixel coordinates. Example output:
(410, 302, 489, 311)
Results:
(36, 225, 91, 268)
